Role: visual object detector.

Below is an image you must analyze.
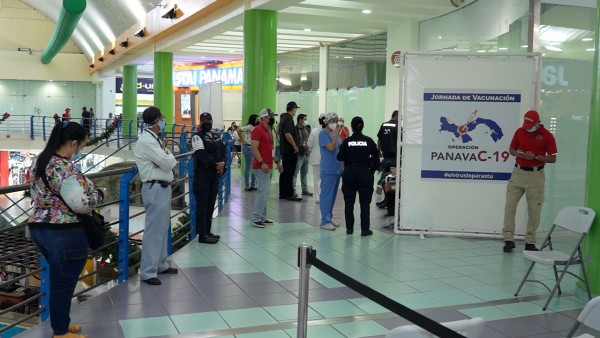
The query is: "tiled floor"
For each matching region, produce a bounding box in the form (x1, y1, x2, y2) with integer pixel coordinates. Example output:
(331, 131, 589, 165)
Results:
(14, 172, 600, 338)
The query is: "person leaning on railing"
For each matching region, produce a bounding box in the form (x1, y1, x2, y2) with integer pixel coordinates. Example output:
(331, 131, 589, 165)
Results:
(27, 122, 108, 338)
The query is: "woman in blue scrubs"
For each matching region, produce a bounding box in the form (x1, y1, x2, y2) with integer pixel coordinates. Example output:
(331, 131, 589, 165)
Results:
(319, 113, 343, 230)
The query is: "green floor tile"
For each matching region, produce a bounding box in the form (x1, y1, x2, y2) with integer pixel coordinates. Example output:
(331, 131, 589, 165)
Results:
(170, 311, 229, 333)
(172, 256, 214, 268)
(331, 320, 390, 338)
(309, 300, 367, 318)
(439, 276, 485, 289)
(263, 304, 322, 322)
(217, 263, 260, 274)
(370, 282, 417, 295)
(348, 297, 391, 314)
(285, 324, 346, 338)
(496, 302, 553, 316)
(262, 269, 301, 281)
(422, 289, 483, 306)
(418, 267, 463, 279)
(389, 293, 446, 310)
(532, 296, 586, 311)
(459, 306, 517, 321)
(461, 285, 514, 301)
(218, 307, 278, 328)
(235, 330, 290, 338)
(404, 279, 451, 292)
(119, 316, 179, 338)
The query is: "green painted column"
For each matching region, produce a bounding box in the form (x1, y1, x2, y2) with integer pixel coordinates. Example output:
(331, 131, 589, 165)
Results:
(122, 65, 138, 136)
(154, 52, 174, 123)
(242, 9, 277, 123)
(583, 3, 600, 296)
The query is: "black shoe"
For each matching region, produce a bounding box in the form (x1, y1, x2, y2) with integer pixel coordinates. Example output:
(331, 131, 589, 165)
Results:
(524, 243, 539, 251)
(287, 196, 302, 201)
(302, 191, 314, 196)
(377, 203, 387, 209)
(142, 277, 161, 285)
(250, 187, 258, 191)
(262, 219, 273, 224)
(198, 235, 219, 244)
(208, 232, 220, 239)
(346, 229, 353, 234)
(361, 230, 373, 237)
(245, 187, 252, 191)
(503, 241, 516, 253)
(253, 221, 265, 228)
(158, 267, 178, 274)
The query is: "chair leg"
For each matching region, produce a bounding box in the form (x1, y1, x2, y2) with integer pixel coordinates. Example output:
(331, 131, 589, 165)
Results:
(515, 261, 536, 296)
(552, 265, 562, 295)
(579, 255, 593, 300)
(543, 263, 571, 311)
(565, 321, 581, 338)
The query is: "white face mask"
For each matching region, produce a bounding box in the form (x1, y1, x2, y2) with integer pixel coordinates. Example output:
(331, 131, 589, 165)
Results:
(527, 126, 537, 133)
(328, 123, 337, 130)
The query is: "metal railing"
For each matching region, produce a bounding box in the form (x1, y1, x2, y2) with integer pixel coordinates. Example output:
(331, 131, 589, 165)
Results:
(0, 128, 233, 334)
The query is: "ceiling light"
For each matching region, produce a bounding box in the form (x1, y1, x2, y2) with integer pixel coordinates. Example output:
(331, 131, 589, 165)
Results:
(17, 47, 31, 53)
(498, 47, 508, 51)
(582, 38, 593, 41)
(134, 28, 146, 38)
(301, 75, 307, 81)
(108, 49, 115, 55)
(120, 40, 129, 48)
(362, 9, 371, 14)
(545, 45, 563, 52)
(476, 50, 486, 53)
(278, 77, 292, 86)
(521, 45, 528, 48)
(98, 56, 104, 62)
(229, 50, 235, 53)
(586, 48, 595, 52)
(343, 56, 353, 59)
(304, 28, 311, 32)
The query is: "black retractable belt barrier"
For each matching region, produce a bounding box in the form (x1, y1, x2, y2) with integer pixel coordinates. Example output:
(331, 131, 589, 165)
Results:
(308, 251, 466, 338)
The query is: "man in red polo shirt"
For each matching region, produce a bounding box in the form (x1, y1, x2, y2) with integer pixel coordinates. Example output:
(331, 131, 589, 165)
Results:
(250, 108, 283, 227)
(503, 110, 557, 252)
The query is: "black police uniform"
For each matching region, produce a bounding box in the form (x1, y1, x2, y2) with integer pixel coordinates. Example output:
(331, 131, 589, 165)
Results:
(337, 131, 380, 234)
(377, 119, 398, 184)
(192, 129, 226, 240)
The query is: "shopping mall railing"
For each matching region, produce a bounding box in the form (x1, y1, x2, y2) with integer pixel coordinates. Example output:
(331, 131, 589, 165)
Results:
(0, 135, 233, 334)
(296, 244, 468, 338)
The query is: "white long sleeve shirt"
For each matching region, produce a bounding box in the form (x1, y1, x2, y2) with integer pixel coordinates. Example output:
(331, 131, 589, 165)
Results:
(134, 130, 177, 183)
(307, 126, 322, 165)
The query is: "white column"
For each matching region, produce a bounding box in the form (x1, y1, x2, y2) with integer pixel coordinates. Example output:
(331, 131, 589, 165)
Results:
(385, 19, 419, 117)
(318, 45, 329, 115)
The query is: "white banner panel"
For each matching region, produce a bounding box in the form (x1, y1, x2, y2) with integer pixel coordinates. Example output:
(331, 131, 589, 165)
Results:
(399, 53, 541, 235)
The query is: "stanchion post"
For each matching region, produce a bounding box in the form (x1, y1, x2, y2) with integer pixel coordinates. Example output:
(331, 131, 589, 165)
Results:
(118, 167, 138, 283)
(188, 157, 197, 240)
(297, 243, 313, 338)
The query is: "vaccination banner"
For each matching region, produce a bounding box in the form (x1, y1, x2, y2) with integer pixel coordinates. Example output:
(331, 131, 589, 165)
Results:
(421, 90, 521, 181)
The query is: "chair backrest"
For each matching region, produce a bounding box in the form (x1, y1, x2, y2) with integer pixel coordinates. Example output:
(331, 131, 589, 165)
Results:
(553, 206, 596, 234)
(385, 317, 485, 338)
(578, 296, 600, 331)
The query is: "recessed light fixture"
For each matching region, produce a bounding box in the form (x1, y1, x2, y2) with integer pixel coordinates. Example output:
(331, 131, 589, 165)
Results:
(304, 28, 311, 32)
(545, 45, 563, 52)
(343, 56, 353, 59)
(586, 48, 595, 52)
(229, 50, 235, 53)
(498, 47, 508, 51)
(476, 50, 486, 53)
(301, 75, 307, 81)
(521, 45, 528, 48)
(362, 9, 371, 14)
(582, 38, 593, 42)
(437, 35, 442, 40)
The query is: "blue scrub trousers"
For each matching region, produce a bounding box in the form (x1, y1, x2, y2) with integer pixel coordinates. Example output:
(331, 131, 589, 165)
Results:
(319, 173, 340, 225)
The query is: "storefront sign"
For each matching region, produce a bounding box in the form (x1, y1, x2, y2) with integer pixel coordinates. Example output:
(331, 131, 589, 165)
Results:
(115, 78, 154, 94)
(173, 64, 243, 90)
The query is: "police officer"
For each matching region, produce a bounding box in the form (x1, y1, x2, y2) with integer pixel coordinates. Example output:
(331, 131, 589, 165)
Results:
(337, 116, 380, 236)
(192, 112, 226, 244)
(376, 110, 399, 196)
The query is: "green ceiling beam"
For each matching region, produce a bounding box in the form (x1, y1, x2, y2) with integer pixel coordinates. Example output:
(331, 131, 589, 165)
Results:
(40, 0, 86, 64)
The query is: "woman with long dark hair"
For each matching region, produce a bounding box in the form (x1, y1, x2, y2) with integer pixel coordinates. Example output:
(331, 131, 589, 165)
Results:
(237, 114, 259, 191)
(28, 122, 106, 338)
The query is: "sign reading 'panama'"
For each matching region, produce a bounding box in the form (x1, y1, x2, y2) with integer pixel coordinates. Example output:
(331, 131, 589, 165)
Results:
(173, 66, 243, 88)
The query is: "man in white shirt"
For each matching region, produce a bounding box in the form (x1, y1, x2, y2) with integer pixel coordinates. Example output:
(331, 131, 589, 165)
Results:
(133, 106, 178, 285)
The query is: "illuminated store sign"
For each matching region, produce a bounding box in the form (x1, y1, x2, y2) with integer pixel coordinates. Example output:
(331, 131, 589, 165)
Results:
(115, 78, 154, 94)
(174, 63, 244, 90)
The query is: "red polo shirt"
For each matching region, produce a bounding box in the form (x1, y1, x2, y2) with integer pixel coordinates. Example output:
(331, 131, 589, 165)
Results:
(251, 123, 274, 169)
(510, 125, 557, 167)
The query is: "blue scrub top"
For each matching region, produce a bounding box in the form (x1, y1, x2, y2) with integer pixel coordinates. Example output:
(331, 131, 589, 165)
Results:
(319, 129, 342, 175)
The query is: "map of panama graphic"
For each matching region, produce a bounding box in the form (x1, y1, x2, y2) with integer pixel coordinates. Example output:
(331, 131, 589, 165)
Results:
(438, 109, 504, 143)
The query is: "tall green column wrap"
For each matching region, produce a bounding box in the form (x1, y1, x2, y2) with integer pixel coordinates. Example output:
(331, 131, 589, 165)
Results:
(154, 52, 174, 123)
(122, 65, 138, 136)
(242, 10, 277, 123)
(583, 4, 600, 296)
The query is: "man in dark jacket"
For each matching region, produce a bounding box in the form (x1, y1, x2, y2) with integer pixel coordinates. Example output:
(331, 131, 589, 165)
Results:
(278, 101, 302, 201)
(192, 112, 226, 244)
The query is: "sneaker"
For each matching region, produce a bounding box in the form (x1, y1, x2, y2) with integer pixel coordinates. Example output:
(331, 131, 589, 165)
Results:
(302, 190, 314, 196)
(382, 217, 394, 228)
(361, 230, 373, 237)
(320, 223, 336, 231)
(253, 221, 265, 228)
(244, 187, 252, 191)
(250, 187, 258, 191)
(503, 241, 516, 253)
(524, 243, 539, 251)
(262, 219, 274, 224)
(376, 186, 382, 195)
(346, 229, 353, 234)
(331, 220, 340, 227)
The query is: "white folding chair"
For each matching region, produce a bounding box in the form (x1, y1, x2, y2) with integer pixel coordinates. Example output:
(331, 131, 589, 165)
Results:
(514, 206, 596, 310)
(565, 296, 600, 338)
(385, 317, 485, 338)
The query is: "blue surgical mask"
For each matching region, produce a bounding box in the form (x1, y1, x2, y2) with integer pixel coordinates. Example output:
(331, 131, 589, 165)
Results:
(157, 120, 166, 131)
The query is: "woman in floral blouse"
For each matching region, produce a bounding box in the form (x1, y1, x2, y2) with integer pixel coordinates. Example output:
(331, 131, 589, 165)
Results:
(28, 122, 106, 338)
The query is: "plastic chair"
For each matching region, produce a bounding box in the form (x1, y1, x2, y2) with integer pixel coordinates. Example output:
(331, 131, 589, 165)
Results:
(514, 206, 596, 310)
(385, 317, 485, 338)
(565, 296, 600, 338)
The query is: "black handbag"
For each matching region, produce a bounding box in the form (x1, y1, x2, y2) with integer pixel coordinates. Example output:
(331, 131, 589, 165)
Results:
(41, 175, 107, 250)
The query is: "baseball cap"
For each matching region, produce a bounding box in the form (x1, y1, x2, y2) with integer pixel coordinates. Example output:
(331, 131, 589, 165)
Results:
(258, 108, 277, 118)
(65, 108, 71, 111)
(286, 101, 300, 110)
(200, 112, 212, 121)
(522, 110, 540, 129)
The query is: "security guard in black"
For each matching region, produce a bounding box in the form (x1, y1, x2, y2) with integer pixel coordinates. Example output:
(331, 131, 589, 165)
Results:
(337, 116, 380, 236)
(192, 112, 226, 244)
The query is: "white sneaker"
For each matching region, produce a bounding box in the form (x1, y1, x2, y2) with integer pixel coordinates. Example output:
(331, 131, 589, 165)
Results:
(320, 223, 336, 231)
(382, 217, 394, 228)
(331, 220, 340, 227)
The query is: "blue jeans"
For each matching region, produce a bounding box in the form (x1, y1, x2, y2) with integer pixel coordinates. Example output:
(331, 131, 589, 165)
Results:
(242, 145, 256, 188)
(251, 168, 271, 222)
(293, 154, 309, 193)
(30, 225, 88, 335)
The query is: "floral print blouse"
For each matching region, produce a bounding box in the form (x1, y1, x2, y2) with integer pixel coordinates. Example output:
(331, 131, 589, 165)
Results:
(28, 155, 101, 224)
